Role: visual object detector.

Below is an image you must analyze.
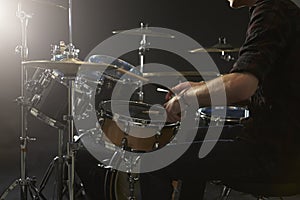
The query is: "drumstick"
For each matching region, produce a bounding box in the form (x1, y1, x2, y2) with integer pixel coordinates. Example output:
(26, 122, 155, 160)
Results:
(142, 110, 161, 114)
(156, 88, 169, 93)
(115, 67, 149, 82)
(157, 88, 176, 101)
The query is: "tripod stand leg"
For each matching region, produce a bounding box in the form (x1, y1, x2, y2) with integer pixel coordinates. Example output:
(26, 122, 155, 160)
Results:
(56, 129, 64, 200)
(39, 158, 57, 192)
(0, 179, 19, 200)
(28, 180, 47, 200)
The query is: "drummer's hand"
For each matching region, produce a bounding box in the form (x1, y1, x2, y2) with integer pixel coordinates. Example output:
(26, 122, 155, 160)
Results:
(164, 95, 182, 122)
(165, 81, 200, 101)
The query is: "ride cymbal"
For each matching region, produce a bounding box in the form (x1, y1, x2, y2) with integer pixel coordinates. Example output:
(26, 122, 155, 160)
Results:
(190, 37, 240, 53)
(189, 47, 240, 53)
(112, 28, 175, 39)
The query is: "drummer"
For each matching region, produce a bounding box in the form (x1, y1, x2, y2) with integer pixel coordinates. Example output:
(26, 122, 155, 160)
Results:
(140, 0, 300, 199)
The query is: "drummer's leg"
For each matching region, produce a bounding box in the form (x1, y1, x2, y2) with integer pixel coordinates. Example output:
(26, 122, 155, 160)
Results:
(140, 125, 278, 199)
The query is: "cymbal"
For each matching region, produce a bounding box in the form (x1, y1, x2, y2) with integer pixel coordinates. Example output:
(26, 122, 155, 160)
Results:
(22, 59, 149, 82)
(112, 28, 175, 39)
(143, 71, 221, 77)
(189, 47, 240, 53)
(22, 59, 108, 76)
(190, 37, 240, 53)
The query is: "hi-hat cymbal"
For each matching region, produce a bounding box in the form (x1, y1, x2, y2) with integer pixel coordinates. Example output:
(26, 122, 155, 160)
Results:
(112, 28, 175, 39)
(22, 59, 149, 82)
(190, 37, 240, 53)
(143, 71, 221, 77)
(189, 47, 240, 53)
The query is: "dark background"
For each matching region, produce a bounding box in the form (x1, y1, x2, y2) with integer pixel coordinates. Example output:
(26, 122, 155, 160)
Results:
(1, 0, 297, 199)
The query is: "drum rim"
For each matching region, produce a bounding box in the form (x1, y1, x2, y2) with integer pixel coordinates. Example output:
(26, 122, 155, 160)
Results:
(101, 72, 141, 85)
(88, 54, 142, 84)
(197, 106, 250, 122)
(29, 107, 65, 129)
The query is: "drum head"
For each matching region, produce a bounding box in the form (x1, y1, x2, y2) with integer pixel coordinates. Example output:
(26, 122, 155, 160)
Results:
(88, 54, 142, 82)
(100, 100, 168, 125)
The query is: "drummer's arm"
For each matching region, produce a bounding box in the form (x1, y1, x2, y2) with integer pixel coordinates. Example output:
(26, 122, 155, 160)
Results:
(183, 72, 259, 106)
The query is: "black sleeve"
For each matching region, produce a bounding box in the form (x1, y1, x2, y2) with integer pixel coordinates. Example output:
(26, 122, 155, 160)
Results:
(230, 1, 292, 84)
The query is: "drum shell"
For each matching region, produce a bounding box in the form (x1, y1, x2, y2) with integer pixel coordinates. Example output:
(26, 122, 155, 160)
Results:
(26, 68, 93, 128)
(98, 100, 178, 152)
(101, 117, 177, 152)
(26, 68, 68, 128)
(75, 146, 140, 200)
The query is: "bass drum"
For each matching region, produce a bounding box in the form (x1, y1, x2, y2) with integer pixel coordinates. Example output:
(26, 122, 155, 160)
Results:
(75, 146, 141, 200)
(105, 169, 141, 200)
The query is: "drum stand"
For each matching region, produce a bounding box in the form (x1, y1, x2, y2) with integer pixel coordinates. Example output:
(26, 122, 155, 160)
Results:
(137, 23, 149, 102)
(118, 24, 147, 199)
(0, 2, 46, 200)
(33, 0, 79, 198)
(38, 0, 80, 198)
(37, 129, 65, 200)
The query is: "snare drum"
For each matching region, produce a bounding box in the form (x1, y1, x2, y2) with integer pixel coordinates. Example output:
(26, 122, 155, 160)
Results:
(98, 100, 179, 152)
(197, 106, 250, 126)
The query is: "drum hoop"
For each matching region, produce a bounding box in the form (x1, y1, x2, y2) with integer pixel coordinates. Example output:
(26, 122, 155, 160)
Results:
(100, 100, 179, 127)
(29, 107, 65, 129)
(197, 106, 250, 122)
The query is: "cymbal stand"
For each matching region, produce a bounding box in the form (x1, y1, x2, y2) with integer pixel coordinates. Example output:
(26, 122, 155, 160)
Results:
(0, 1, 45, 200)
(64, 0, 80, 61)
(218, 37, 235, 62)
(137, 23, 149, 102)
(26, 0, 79, 197)
(63, 0, 81, 199)
(64, 77, 77, 200)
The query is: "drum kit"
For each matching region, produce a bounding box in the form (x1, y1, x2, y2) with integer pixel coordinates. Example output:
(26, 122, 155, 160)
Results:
(0, 1, 248, 200)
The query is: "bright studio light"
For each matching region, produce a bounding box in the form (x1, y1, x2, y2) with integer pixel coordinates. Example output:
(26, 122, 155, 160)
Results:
(0, 0, 20, 38)
(0, 1, 14, 23)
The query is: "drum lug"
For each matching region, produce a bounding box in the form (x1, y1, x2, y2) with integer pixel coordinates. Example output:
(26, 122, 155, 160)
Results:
(63, 115, 74, 121)
(106, 81, 112, 89)
(98, 117, 105, 125)
(121, 137, 129, 150)
(153, 142, 160, 150)
(156, 131, 162, 136)
(31, 94, 41, 105)
(15, 96, 31, 107)
(124, 124, 130, 135)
